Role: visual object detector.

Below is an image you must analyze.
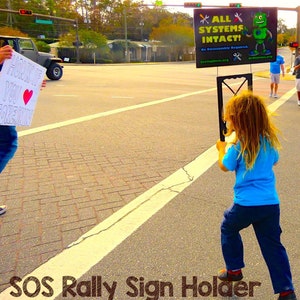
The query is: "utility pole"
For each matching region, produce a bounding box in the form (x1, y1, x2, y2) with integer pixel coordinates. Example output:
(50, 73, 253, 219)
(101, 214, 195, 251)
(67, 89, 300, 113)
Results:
(297, 6, 300, 56)
(75, 18, 80, 63)
(124, 7, 130, 63)
(6, 0, 14, 26)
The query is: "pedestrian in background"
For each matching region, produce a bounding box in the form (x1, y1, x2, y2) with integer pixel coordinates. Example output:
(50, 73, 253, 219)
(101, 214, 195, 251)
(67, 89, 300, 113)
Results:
(293, 49, 300, 106)
(270, 53, 285, 98)
(216, 91, 297, 300)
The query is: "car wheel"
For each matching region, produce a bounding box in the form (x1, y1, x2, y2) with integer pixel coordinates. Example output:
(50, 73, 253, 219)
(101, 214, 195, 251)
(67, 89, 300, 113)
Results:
(46, 63, 63, 80)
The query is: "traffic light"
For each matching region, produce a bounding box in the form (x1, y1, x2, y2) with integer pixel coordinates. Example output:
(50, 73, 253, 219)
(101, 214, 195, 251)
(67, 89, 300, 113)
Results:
(19, 9, 33, 15)
(184, 2, 202, 7)
(229, 3, 242, 7)
(289, 42, 299, 48)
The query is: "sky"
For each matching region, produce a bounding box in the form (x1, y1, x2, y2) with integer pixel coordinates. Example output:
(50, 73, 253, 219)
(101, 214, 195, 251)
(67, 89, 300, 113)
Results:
(141, 0, 299, 28)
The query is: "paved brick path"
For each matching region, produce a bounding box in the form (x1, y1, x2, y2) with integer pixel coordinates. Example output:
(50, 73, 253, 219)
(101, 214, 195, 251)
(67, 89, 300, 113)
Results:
(0, 68, 297, 296)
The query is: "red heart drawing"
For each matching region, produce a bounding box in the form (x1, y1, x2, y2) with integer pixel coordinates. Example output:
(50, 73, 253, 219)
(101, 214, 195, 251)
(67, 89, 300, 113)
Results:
(23, 89, 33, 105)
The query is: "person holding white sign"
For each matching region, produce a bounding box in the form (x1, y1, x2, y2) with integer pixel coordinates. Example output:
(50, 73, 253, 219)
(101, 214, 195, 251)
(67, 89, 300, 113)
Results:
(0, 45, 46, 215)
(0, 45, 16, 215)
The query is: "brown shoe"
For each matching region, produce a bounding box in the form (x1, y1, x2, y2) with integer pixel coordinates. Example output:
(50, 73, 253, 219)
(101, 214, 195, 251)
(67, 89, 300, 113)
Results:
(278, 292, 297, 300)
(218, 269, 243, 281)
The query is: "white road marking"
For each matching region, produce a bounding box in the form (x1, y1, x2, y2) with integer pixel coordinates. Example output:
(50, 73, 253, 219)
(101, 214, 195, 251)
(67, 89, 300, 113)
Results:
(19, 78, 267, 138)
(1, 88, 294, 299)
(18, 88, 216, 137)
(267, 88, 296, 113)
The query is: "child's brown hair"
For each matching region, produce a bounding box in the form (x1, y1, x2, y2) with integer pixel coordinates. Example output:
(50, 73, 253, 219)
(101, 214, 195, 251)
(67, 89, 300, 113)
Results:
(224, 91, 281, 170)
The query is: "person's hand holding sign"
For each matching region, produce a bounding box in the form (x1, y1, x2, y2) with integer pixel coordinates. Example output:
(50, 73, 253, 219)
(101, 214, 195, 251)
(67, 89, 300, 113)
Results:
(41, 79, 46, 90)
(0, 45, 13, 64)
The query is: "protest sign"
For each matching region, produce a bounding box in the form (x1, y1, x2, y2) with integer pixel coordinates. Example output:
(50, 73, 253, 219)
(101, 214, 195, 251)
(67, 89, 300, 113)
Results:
(0, 51, 46, 126)
(193, 7, 278, 68)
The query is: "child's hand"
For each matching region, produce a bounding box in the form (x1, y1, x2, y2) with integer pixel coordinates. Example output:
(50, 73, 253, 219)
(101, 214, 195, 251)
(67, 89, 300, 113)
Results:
(216, 140, 229, 172)
(216, 140, 227, 152)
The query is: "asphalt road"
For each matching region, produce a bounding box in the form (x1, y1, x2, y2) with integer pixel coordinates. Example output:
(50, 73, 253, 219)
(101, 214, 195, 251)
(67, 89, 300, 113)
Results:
(0, 48, 299, 300)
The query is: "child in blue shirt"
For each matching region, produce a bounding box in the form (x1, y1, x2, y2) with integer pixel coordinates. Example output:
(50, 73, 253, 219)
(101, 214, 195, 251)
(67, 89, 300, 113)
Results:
(216, 91, 297, 300)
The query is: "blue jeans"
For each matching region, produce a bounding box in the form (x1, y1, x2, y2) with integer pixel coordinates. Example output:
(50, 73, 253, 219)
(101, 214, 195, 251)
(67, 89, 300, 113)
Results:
(221, 203, 294, 294)
(0, 126, 18, 173)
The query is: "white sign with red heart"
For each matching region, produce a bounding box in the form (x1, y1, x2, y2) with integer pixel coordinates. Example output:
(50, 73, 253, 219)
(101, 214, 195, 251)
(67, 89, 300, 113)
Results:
(0, 51, 46, 126)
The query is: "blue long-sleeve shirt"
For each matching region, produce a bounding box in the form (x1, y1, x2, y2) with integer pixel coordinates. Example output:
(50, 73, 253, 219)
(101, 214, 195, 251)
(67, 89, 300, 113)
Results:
(222, 137, 279, 206)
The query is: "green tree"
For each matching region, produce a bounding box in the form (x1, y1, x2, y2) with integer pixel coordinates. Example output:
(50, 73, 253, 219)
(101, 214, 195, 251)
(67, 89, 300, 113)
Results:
(277, 18, 288, 34)
(35, 40, 51, 52)
(88, 0, 143, 40)
(0, 0, 80, 38)
(150, 23, 194, 61)
(277, 33, 285, 46)
(60, 28, 107, 49)
(0, 0, 194, 43)
(59, 28, 110, 63)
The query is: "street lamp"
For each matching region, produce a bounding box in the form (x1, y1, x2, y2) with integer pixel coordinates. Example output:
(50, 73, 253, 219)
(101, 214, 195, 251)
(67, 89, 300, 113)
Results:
(123, 8, 130, 62)
(139, 22, 144, 41)
(297, 6, 300, 56)
(74, 18, 80, 63)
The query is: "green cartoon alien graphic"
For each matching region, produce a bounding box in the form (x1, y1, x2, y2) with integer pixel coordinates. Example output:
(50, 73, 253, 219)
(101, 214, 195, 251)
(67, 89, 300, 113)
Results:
(243, 12, 272, 56)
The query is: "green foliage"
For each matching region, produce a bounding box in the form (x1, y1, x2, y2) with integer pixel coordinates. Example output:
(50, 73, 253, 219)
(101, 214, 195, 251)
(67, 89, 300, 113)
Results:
(78, 29, 107, 49)
(150, 23, 194, 61)
(0, 26, 28, 37)
(277, 18, 288, 34)
(276, 18, 297, 46)
(150, 24, 194, 46)
(0, 0, 193, 41)
(59, 29, 108, 49)
(35, 40, 51, 52)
